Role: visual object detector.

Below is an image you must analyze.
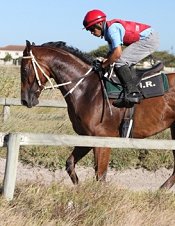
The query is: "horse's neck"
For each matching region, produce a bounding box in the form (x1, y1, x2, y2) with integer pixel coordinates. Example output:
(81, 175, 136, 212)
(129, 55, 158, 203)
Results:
(51, 60, 92, 102)
(42, 49, 99, 110)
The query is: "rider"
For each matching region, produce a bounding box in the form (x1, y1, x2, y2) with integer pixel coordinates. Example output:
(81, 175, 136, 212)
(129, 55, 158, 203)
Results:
(83, 9, 159, 108)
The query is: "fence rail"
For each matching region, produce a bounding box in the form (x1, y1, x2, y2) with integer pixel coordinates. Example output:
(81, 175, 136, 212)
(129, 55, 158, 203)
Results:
(0, 132, 174, 201)
(0, 97, 67, 122)
(0, 97, 67, 107)
(0, 97, 174, 201)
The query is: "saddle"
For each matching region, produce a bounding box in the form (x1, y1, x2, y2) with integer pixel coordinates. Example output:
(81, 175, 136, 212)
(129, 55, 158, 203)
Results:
(103, 61, 168, 138)
(104, 61, 168, 100)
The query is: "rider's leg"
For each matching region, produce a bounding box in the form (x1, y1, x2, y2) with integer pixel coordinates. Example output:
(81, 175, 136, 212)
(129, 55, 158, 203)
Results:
(112, 32, 159, 108)
(112, 65, 141, 107)
(116, 32, 160, 67)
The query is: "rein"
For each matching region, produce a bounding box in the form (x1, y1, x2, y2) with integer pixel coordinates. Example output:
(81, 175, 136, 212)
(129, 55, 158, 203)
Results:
(22, 51, 93, 97)
(22, 50, 112, 114)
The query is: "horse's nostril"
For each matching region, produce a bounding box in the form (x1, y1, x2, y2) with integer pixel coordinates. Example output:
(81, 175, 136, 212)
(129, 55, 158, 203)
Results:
(21, 100, 28, 106)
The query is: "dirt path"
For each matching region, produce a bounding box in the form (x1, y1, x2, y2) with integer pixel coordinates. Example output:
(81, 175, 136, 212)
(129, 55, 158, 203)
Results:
(0, 158, 175, 192)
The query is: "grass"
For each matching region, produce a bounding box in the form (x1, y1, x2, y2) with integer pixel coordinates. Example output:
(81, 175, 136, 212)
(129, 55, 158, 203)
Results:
(1, 181, 175, 226)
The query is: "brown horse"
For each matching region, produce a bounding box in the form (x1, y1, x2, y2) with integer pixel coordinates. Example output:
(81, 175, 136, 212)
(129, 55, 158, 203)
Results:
(21, 40, 175, 189)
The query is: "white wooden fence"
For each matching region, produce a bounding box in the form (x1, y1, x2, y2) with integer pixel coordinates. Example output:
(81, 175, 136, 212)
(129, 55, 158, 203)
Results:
(0, 97, 67, 122)
(1, 132, 175, 201)
(0, 98, 174, 200)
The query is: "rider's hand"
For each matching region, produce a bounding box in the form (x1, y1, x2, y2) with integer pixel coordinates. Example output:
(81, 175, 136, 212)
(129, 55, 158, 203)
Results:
(92, 59, 104, 72)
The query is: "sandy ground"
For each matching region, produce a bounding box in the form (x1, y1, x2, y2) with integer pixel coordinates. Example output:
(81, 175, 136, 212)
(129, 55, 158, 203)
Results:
(0, 157, 175, 192)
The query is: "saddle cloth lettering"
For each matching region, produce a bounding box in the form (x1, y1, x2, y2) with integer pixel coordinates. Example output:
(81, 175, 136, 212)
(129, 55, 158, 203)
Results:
(104, 72, 169, 99)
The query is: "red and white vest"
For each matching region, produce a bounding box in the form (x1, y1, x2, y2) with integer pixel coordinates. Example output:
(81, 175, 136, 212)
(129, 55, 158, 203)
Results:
(106, 19, 151, 45)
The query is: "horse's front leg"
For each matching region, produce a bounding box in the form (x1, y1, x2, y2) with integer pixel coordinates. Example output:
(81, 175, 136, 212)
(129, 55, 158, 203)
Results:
(93, 147, 111, 181)
(66, 146, 92, 184)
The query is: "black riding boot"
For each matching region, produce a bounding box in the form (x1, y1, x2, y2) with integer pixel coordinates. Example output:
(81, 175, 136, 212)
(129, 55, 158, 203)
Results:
(113, 65, 141, 108)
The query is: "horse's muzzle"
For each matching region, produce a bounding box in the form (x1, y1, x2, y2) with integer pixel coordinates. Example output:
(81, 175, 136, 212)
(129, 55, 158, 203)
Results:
(21, 92, 39, 108)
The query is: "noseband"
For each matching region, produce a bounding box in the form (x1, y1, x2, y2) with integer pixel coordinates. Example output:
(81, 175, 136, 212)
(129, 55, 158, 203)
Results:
(22, 51, 64, 90)
(22, 51, 93, 96)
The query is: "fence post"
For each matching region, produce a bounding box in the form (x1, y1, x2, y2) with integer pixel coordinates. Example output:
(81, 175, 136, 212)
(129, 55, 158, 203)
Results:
(3, 105, 10, 122)
(3, 133, 21, 200)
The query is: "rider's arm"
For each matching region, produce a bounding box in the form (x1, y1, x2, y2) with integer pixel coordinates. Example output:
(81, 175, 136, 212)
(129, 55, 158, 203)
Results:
(102, 45, 122, 68)
(102, 23, 124, 68)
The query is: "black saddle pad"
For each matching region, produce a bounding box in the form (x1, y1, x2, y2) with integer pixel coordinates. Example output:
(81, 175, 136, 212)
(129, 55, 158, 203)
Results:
(104, 72, 169, 99)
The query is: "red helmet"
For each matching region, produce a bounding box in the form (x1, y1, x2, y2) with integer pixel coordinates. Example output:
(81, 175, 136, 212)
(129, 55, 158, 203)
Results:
(83, 9, 106, 29)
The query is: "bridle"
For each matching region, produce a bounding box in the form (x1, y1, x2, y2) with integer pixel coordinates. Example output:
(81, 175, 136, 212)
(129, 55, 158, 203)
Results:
(22, 50, 93, 97)
(22, 50, 112, 114)
(23, 50, 68, 90)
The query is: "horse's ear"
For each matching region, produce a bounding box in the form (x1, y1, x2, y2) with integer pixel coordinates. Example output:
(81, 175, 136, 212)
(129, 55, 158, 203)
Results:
(25, 40, 31, 54)
(32, 42, 35, 46)
(26, 40, 31, 46)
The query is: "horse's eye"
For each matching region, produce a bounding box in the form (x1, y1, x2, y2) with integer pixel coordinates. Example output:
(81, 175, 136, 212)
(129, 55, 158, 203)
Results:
(23, 65, 30, 73)
(21, 66, 29, 82)
(22, 67, 27, 74)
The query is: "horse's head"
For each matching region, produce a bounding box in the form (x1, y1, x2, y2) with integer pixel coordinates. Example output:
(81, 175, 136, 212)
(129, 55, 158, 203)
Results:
(21, 40, 96, 108)
(21, 40, 49, 108)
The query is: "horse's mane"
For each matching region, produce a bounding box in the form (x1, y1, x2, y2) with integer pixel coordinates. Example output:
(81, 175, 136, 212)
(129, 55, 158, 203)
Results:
(41, 41, 94, 65)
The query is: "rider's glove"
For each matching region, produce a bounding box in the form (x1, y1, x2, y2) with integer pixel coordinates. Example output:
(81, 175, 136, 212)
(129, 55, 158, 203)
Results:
(92, 59, 104, 73)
